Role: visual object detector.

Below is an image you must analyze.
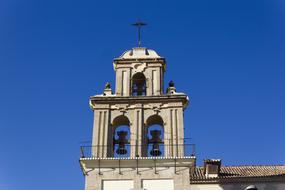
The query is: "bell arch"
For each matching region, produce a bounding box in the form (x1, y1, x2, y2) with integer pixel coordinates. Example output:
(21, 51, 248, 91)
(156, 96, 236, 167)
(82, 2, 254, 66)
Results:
(108, 115, 131, 157)
(142, 115, 164, 157)
(132, 72, 146, 96)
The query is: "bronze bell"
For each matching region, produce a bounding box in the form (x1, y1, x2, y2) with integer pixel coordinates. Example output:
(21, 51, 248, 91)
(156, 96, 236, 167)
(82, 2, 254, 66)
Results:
(115, 131, 128, 155)
(149, 130, 163, 156)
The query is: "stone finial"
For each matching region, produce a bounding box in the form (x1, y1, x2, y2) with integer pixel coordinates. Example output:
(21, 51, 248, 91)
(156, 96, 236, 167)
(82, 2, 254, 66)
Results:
(169, 80, 175, 87)
(105, 82, 111, 89)
(166, 80, 176, 94)
(103, 82, 113, 96)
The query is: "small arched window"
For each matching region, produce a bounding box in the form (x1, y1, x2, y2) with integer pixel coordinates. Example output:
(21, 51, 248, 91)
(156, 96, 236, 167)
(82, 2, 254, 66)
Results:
(132, 72, 146, 96)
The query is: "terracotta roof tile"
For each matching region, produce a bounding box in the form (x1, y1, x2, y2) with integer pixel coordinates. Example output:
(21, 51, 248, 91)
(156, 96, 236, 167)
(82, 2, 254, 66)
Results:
(191, 165, 285, 183)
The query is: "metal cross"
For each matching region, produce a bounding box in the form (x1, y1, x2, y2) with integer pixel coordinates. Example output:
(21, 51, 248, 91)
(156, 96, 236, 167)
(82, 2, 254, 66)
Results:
(132, 20, 147, 47)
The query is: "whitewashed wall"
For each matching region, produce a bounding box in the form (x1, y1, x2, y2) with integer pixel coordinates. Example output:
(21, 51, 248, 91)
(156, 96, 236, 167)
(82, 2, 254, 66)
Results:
(143, 179, 174, 190)
(103, 180, 133, 190)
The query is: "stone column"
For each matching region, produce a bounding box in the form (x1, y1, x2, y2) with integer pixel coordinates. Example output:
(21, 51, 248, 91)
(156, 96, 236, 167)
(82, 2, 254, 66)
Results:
(131, 105, 143, 157)
(130, 109, 136, 158)
(91, 108, 110, 158)
(177, 108, 184, 157)
(91, 110, 99, 157)
(164, 109, 171, 157)
(101, 110, 110, 157)
(115, 68, 131, 96)
(172, 109, 179, 157)
(115, 68, 122, 96)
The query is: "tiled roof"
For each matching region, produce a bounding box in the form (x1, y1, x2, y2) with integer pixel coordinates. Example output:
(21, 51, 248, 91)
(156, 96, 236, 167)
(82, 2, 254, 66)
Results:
(191, 165, 285, 183)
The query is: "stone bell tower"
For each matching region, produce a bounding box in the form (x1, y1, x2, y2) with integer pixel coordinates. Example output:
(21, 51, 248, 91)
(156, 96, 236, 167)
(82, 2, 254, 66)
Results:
(80, 47, 196, 190)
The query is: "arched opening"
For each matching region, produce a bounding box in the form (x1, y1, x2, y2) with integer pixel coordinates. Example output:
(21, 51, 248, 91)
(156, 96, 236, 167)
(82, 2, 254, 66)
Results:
(109, 115, 130, 157)
(132, 72, 146, 96)
(144, 115, 164, 157)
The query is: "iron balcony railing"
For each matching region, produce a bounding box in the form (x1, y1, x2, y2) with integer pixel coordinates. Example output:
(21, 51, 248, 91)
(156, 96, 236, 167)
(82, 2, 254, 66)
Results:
(80, 144, 196, 158)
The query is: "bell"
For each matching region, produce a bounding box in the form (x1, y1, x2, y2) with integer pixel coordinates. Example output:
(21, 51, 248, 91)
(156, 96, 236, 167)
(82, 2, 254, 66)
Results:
(150, 143, 162, 156)
(116, 144, 127, 155)
(149, 130, 162, 156)
(115, 131, 128, 155)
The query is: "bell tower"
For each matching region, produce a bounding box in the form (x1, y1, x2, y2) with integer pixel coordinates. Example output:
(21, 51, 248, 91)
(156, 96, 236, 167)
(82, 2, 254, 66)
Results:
(80, 47, 196, 190)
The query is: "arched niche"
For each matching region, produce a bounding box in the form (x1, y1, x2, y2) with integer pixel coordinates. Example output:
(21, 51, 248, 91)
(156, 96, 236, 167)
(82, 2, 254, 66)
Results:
(108, 115, 131, 157)
(144, 115, 164, 157)
(132, 72, 146, 96)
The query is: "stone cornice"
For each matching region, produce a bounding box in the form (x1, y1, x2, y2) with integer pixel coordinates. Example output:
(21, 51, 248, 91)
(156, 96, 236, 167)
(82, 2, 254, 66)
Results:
(89, 95, 189, 110)
(113, 58, 165, 63)
(113, 58, 166, 71)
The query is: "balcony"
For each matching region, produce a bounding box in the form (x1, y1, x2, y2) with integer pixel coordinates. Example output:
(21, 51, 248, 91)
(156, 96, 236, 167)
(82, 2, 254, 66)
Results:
(79, 144, 196, 175)
(80, 144, 195, 158)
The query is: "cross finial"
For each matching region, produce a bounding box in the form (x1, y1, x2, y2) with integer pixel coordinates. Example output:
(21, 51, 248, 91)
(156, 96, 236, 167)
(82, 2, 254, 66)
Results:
(132, 20, 147, 47)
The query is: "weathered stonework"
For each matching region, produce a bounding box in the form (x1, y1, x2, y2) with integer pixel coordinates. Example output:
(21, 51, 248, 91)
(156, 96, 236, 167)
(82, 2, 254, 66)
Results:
(80, 47, 194, 190)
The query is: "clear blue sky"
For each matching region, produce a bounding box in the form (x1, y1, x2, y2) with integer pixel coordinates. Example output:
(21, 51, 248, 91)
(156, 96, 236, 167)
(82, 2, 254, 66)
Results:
(0, 0, 284, 189)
